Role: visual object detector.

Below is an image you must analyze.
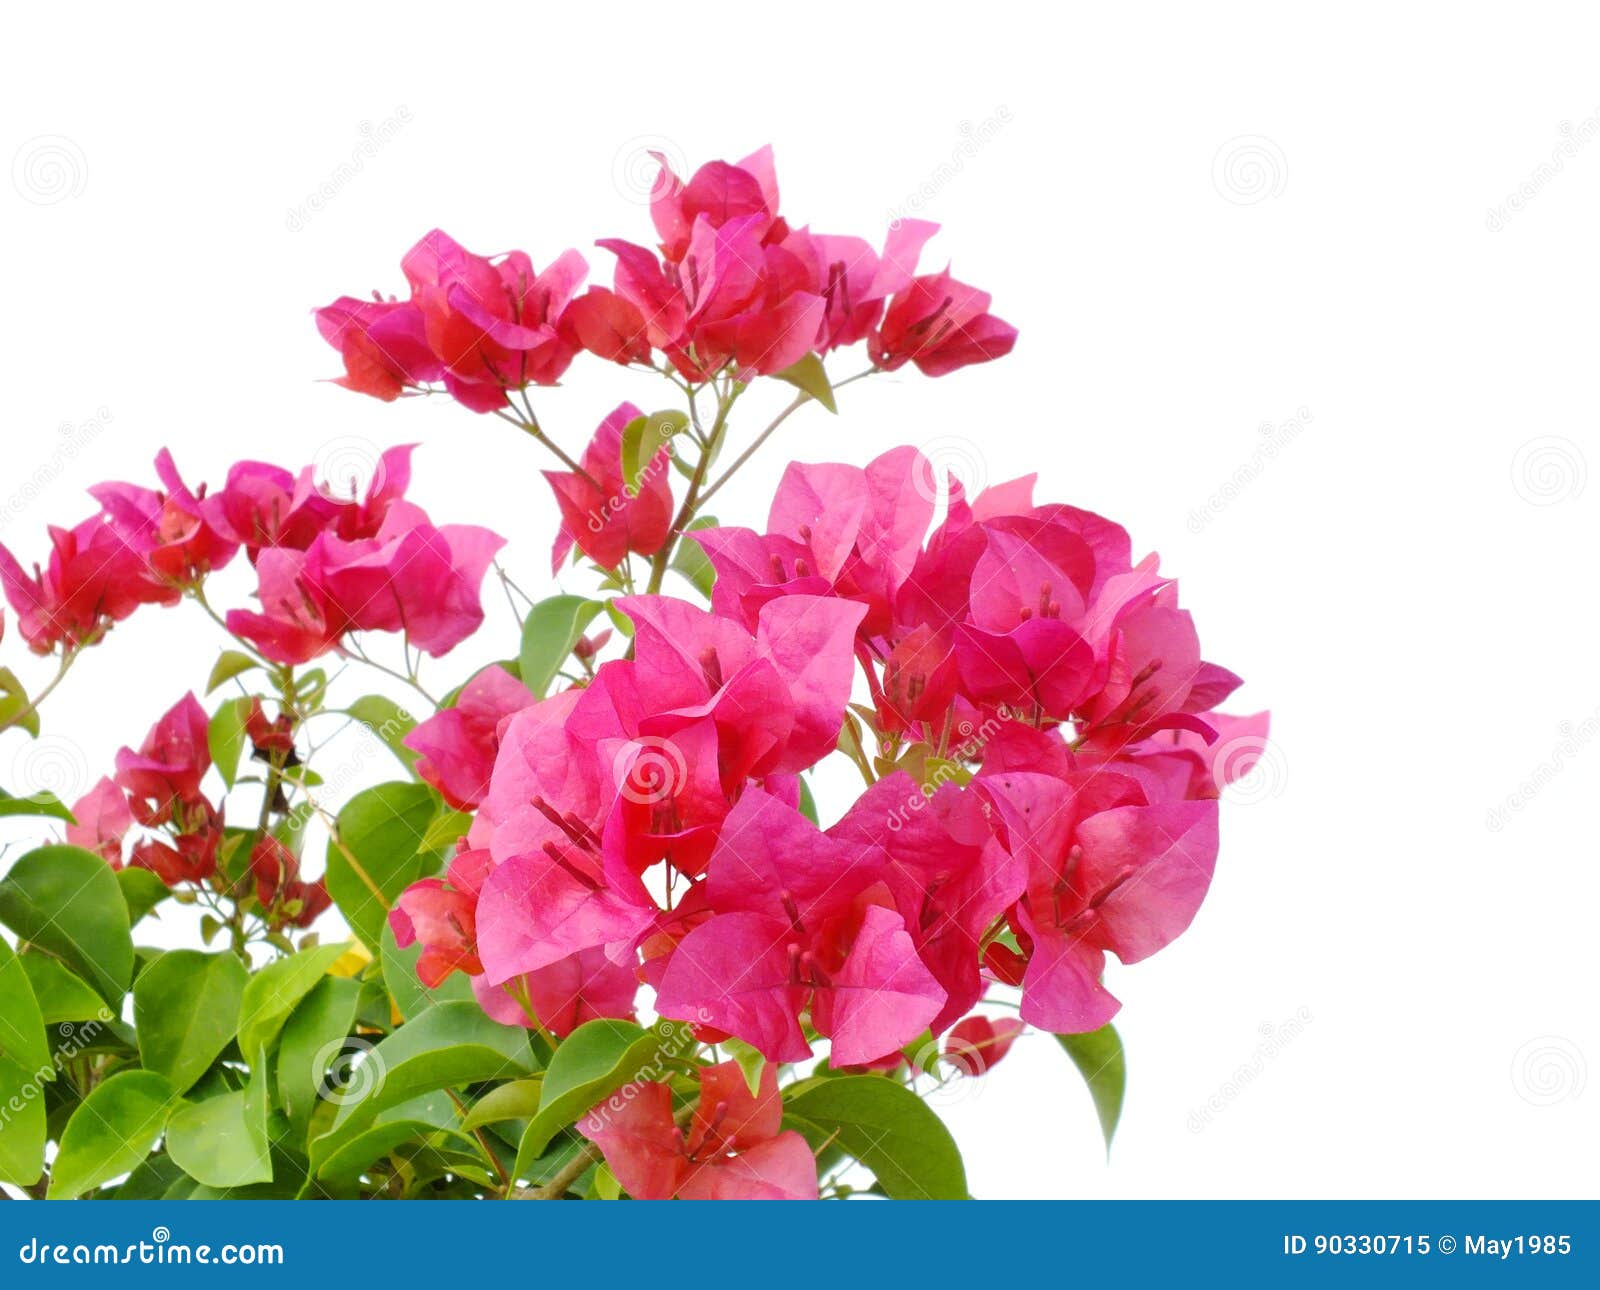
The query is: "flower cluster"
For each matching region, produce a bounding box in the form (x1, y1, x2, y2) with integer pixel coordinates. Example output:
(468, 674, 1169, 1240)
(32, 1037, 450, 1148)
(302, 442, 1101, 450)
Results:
(392, 444, 1266, 1072)
(315, 147, 1016, 413)
(0, 445, 501, 666)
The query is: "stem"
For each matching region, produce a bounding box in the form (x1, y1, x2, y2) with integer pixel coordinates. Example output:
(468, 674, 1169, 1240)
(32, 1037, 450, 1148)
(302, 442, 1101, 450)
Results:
(0, 646, 78, 735)
(494, 409, 599, 488)
(696, 368, 876, 509)
(643, 381, 743, 595)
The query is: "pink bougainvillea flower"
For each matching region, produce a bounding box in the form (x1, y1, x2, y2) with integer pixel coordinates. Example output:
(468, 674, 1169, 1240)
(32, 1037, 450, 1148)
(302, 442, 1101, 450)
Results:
(943, 1014, 1025, 1075)
(579, 1060, 817, 1200)
(807, 218, 939, 351)
(404, 664, 534, 811)
(648, 146, 784, 262)
(830, 771, 1025, 1034)
(315, 295, 442, 401)
(90, 450, 239, 587)
(694, 446, 934, 640)
(114, 693, 211, 826)
(66, 777, 133, 866)
(473, 944, 638, 1036)
(400, 230, 587, 411)
(979, 769, 1220, 1033)
(869, 270, 1017, 376)
(0, 513, 176, 654)
(656, 789, 944, 1064)
(543, 403, 675, 573)
(226, 504, 504, 664)
(390, 845, 494, 988)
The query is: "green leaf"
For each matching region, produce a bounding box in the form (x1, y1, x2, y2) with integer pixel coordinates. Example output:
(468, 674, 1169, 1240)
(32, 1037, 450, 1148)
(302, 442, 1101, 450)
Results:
(516, 1018, 692, 1169)
(620, 409, 689, 492)
(116, 867, 170, 925)
(205, 649, 259, 695)
(1055, 1024, 1126, 1151)
(0, 938, 51, 1074)
(313, 1092, 473, 1186)
(379, 918, 475, 1021)
(345, 694, 419, 773)
(237, 941, 352, 1060)
(670, 516, 719, 599)
(165, 1059, 273, 1188)
(461, 1077, 544, 1132)
(16, 952, 108, 1025)
(797, 776, 820, 826)
(0, 789, 75, 823)
(276, 975, 360, 1141)
(324, 782, 441, 949)
(133, 949, 249, 1094)
(47, 1070, 175, 1198)
(0, 1056, 47, 1185)
(785, 1074, 969, 1199)
(721, 1037, 767, 1098)
(0, 667, 41, 737)
(207, 695, 253, 790)
(312, 1002, 534, 1170)
(773, 353, 838, 413)
(0, 844, 133, 1006)
(519, 595, 605, 698)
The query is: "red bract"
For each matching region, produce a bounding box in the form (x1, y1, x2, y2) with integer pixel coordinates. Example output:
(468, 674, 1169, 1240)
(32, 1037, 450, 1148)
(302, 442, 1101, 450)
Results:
(114, 692, 211, 827)
(0, 513, 173, 654)
(944, 1014, 1024, 1075)
(579, 1060, 817, 1200)
(869, 270, 1018, 376)
(249, 836, 332, 930)
(66, 777, 133, 865)
(316, 231, 588, 413)
(544, 403, 674, 573)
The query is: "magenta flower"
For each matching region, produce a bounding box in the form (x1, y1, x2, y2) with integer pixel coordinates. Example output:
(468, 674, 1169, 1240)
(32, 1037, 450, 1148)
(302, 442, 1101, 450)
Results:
(404, 664, 534, 812)
(544, 403, 674, 573)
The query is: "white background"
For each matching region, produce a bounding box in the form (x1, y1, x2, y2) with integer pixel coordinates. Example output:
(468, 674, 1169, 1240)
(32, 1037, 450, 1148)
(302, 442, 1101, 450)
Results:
(2, 1, 1596, 1199)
